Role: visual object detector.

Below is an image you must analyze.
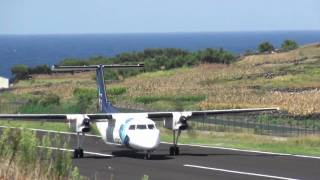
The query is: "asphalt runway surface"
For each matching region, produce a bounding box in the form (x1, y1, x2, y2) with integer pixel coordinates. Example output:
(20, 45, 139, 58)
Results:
(1, 127, 320, 180)
(61, 132, 319, 180)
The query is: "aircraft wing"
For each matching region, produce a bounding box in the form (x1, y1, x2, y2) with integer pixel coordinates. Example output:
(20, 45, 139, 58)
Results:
(0, 108, 278, 131)
(0, 107, 278, 121)
(0, 114, 112, 122)
(146, 107, 279, 119)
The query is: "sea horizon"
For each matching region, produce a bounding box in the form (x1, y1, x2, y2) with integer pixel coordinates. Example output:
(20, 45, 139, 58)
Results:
(1, 30, 320, 36)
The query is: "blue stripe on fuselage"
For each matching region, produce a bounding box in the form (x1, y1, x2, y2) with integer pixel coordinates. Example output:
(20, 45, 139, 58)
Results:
(119, 118, 133, 145)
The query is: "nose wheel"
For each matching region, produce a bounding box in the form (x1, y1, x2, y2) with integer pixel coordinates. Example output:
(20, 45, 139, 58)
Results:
(169, 130, 181, 156)
(144, 151, 152, 160)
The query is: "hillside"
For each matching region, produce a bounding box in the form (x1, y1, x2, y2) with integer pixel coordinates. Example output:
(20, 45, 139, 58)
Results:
(2, 43, 320, 116)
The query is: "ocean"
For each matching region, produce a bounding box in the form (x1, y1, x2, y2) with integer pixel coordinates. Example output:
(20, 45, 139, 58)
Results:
(0, 31, 319, 77)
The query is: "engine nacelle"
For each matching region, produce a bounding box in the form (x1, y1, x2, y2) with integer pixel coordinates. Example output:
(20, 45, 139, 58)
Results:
(67, 114, 91, 133)
(163, 112, 191, 130)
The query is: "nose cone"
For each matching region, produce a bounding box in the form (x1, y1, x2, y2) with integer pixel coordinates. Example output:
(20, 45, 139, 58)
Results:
(129, 129, 160, 150)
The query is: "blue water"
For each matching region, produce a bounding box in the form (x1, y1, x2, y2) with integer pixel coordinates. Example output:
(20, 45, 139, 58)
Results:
(0, 31, 319, 78)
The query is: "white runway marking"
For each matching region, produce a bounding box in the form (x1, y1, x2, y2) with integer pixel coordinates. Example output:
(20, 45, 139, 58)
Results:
(1, 125, 320, 160)
(37, 146, 113, 157)
(184, 164, 299, 180)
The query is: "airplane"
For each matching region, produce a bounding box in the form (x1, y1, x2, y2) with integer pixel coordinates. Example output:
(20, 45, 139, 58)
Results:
(0, 64, 279, 159)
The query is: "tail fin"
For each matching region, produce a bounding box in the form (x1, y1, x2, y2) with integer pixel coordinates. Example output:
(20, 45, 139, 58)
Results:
(52, 64, 144, 113)
(96, 65, 118, 113)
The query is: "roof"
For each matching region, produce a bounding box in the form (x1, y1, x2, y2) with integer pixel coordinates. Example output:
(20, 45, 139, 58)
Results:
(0, 76, 8, 80)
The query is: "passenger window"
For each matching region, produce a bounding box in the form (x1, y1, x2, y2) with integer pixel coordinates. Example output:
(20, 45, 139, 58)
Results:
(129, 125, 135, 130)
(137, 125, 147, 129)
(148, 124, 155, 129)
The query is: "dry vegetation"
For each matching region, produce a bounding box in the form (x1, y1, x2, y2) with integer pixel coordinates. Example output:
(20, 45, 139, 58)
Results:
(117, 44, 320, 115)
(12, 72, 96, 100)
(6, 44, 320, 116)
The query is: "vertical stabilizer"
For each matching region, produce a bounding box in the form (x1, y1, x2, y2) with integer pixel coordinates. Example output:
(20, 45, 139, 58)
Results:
(96, 65, 118, 113)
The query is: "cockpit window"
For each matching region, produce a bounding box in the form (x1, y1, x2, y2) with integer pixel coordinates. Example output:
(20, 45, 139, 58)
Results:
(137, 124, 147, 129)
(148, 124, 155, 129)
(129, 125, 135, 130)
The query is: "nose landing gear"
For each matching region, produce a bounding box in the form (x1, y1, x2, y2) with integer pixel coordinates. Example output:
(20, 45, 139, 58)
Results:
(144, 151, 152, 160)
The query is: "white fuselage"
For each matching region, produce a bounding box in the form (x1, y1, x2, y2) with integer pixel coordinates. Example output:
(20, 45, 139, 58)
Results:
(96, 114, 160, 151)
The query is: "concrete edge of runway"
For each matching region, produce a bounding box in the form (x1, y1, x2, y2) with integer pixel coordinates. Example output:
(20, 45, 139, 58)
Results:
(1, 125, 319, 160)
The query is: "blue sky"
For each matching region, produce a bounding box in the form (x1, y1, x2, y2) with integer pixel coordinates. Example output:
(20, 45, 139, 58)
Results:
(1, 0, 320, 34)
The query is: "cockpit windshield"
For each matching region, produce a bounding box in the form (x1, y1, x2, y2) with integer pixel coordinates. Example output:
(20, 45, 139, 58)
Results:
(129, 125, 135, 130)
(137, 124, 147, 129)
(148, 124, 155, 129)
(130, 124, 156, 130)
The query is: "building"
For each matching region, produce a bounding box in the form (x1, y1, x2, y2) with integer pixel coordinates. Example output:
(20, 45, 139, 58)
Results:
(0, 76, 9, 89)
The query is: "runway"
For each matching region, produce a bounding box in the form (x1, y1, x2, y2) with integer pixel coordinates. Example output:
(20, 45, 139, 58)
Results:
(64, 133, 319, 180)
(1, 127, 320, 180)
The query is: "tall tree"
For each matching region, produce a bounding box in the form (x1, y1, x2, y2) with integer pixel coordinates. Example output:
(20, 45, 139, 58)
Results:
(258, 41, 274, 53)
(11, 64, 29, 80)
(281, 40, 298, 51)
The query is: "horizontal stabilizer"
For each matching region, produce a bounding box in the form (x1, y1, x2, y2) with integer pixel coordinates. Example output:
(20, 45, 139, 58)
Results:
(52, 64, 144, 71)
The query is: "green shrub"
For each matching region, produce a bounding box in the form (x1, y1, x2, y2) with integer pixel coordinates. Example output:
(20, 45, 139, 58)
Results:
(108, 87, 127, 96)
(258, 41, 274, 53)
(281, 39, 298, 51)
(73, 88, 97, 113)
(11, 64, 29, 80)
(40, 93, 60, 106)
(134, 95, 206, 104)
(28, 65, 52, 74)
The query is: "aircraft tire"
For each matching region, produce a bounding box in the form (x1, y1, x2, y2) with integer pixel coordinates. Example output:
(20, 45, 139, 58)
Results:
(169, 146, 180, 156)
(74, 149, 79, 158)
(74, 148, 84, 158)
(175, 147, 180, 155)
(169, 146, 174, 156)
(170, 146, 180, 156)
(79, 149, 84, 158)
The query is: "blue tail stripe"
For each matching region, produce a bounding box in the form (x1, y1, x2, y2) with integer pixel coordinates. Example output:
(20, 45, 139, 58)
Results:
(96, 65, 118, 113)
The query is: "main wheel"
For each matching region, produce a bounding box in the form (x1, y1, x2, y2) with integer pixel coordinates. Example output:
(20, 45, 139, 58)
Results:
(170, 146, 180, 156)
(73, 149, 79, 158)
(175, 146, 180, 155)
(79, 149, 84, 158)
(169, 146, 175, 156)
(74, 148, 84, 158)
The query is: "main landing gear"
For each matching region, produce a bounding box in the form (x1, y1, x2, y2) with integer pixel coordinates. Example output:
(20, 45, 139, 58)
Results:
(169, 129, 181, 156)
(74, 132, 85, 158)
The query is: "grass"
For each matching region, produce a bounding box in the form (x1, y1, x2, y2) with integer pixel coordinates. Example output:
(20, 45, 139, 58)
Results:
(0, 120, 71, 132)
(0, 128, 85, 180)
